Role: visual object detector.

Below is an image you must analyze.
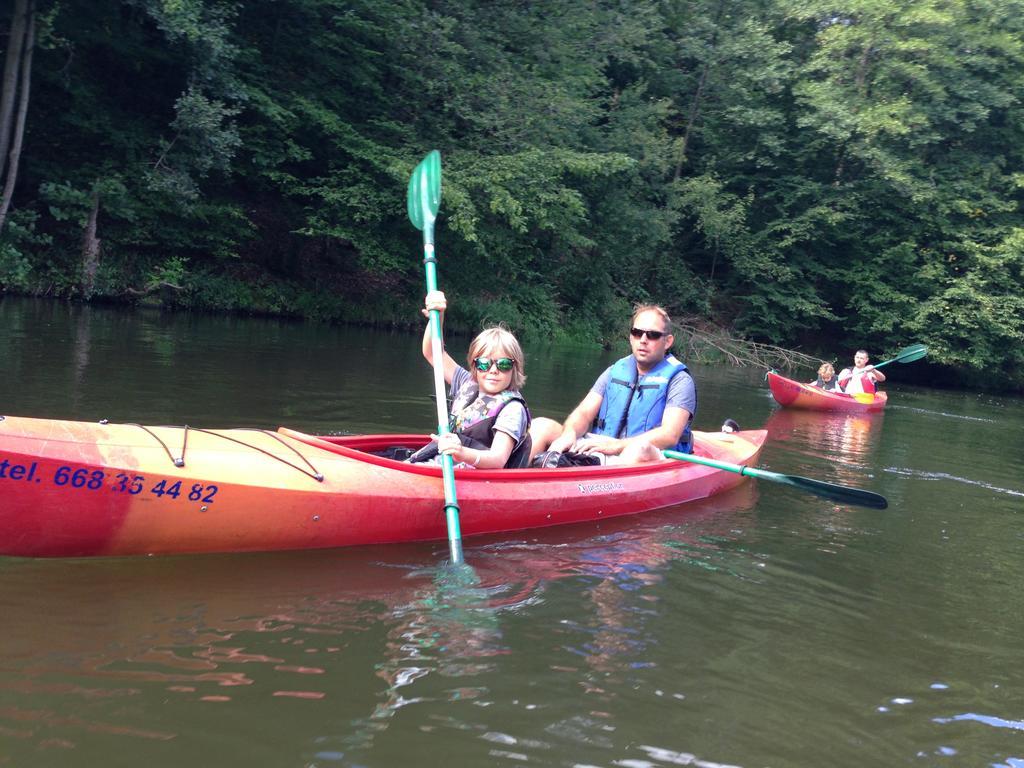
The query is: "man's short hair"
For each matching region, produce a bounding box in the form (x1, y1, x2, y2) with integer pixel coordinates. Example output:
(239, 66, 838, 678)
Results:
(631, 304, 673, 334)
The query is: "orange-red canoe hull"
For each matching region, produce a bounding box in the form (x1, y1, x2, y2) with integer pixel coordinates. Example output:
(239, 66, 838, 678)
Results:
(0, 415, 766, 558)
(767, 372, 887, 412)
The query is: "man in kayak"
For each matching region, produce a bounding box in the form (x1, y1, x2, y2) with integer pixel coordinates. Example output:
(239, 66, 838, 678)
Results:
(837, 350, 886, 394)
(529, 305, 696, 465)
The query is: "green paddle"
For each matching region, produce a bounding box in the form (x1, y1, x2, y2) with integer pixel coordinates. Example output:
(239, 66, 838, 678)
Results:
(872, 343, 928, 370)
(663, 449, 888, 509)
(408, 150, 465, 565)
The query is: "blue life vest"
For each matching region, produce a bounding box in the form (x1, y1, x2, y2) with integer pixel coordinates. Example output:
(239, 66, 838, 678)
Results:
(593, 354, 694, 453)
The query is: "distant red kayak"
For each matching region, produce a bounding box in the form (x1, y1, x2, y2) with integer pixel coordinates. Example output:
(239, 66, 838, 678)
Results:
(766, 371, 887, 413)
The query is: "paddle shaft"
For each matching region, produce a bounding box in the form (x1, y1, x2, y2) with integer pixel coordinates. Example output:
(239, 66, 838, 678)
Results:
(422, 230, 464, 564)
(663, 448, 888, 509)
(409, 151, 464, 565)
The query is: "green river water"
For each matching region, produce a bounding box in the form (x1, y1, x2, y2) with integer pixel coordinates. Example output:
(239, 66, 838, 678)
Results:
(0, 297, 1022, 768)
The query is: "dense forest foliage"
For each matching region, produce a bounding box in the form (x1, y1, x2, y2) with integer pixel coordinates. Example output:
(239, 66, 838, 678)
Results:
(0, 0, 1021, 389)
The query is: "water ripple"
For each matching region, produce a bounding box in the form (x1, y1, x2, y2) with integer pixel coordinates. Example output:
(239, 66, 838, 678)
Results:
(887, 406, 999, 423)
(933, 712, 1024, 731)
(630, 744, 744, 767)
(884, 467, 1024, 498)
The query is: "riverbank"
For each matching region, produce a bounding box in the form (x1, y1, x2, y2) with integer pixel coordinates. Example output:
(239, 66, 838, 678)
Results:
(0, 281, 828, 372)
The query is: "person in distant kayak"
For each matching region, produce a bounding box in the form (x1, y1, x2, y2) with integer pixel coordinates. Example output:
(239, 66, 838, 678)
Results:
(410, 290, 532, 469)
(809, 362, 839, 391)
(528, 304, 696, 465)
(837, 350, 886, 395)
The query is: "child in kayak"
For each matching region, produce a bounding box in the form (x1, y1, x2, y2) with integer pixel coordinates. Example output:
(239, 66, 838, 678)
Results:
(809, 362, 839, 391)
(410, 290, 532, 469)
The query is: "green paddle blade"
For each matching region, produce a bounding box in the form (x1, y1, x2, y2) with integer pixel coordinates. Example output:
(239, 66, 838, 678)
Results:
(874, 343, 928, 369)
(662, 449, 888, 510)
(894, 343, 928, 363)
(756, 469, 889, 509)
(407, 150, 442, 231)
(737, 466, 888, 507)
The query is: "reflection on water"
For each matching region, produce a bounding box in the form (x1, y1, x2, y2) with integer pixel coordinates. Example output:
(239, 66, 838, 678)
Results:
(0, 499, 762, 766)
(71, 307, 92, 414)
(765, 407, 884, 469)
(335, 565, 515, 756)
(1, 547, 522, 761)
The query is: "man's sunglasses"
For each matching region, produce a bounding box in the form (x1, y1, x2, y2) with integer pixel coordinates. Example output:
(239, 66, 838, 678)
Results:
(630, 327, 666, 341)
(473, 356, 515, 372)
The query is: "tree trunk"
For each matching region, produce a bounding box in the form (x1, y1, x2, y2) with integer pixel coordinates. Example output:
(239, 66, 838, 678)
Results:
(673, 0, 725, 182)
(0, 0, 33, 231)
(80, 187, 101, 298)
(834, 42, 873, 185)
(673, 59, 711, 182)
(0, 0, 29, 181)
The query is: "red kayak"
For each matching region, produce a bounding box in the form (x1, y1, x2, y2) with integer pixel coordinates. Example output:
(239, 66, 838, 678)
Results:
(767, 371, 887, 412)
(0, 414, 766, 558)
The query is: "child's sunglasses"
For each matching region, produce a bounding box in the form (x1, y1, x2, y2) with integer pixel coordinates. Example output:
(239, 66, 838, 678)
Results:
(473, 356, 515, 372)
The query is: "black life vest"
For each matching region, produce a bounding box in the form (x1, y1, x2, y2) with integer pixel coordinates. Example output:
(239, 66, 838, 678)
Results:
(410, 385, 533, 468)
(813, 376, 839, 392)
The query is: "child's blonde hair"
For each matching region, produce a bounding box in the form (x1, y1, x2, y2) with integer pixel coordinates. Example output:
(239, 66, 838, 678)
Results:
(818, 362, 835, 379)
(467, 326, 527, 390)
